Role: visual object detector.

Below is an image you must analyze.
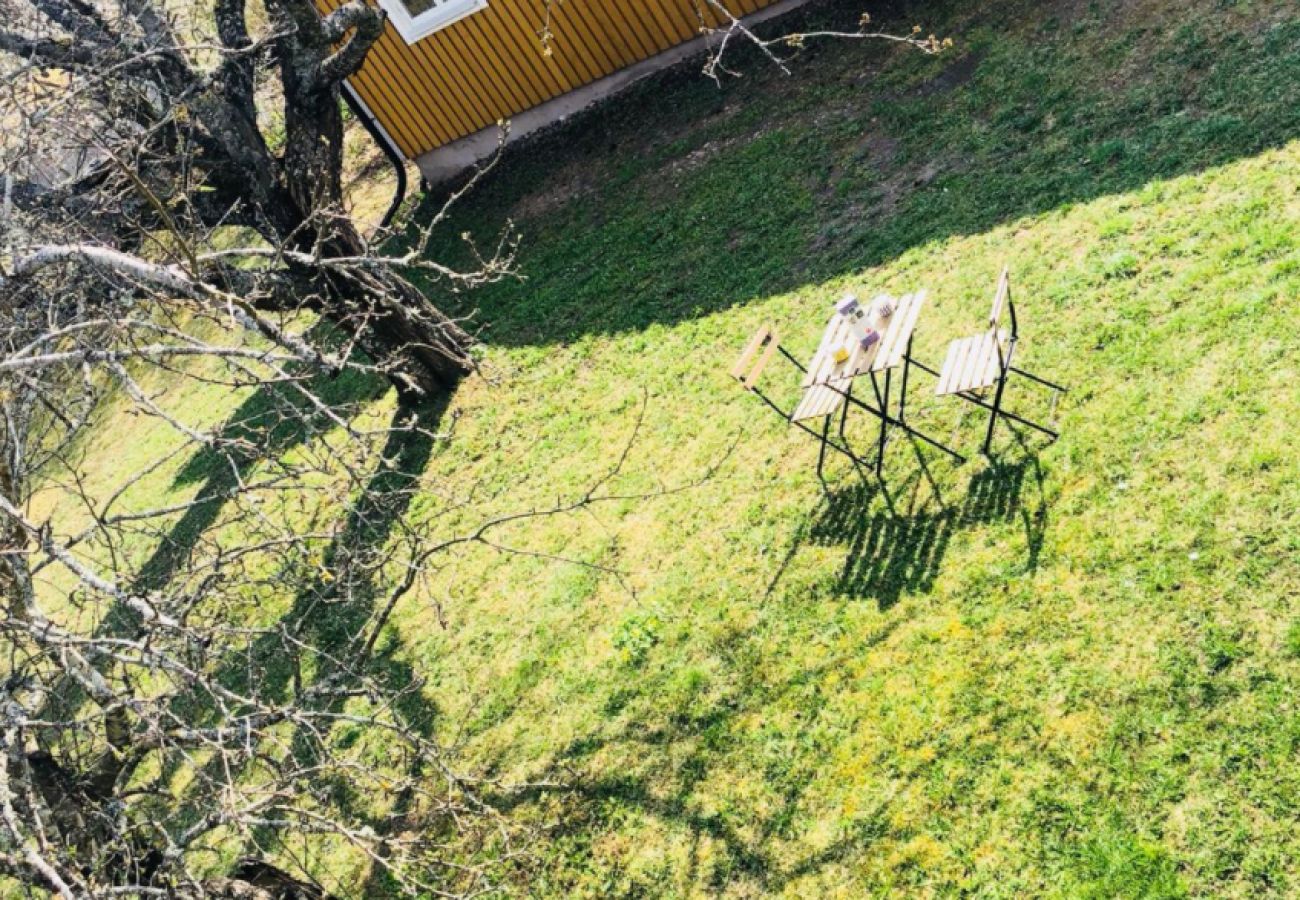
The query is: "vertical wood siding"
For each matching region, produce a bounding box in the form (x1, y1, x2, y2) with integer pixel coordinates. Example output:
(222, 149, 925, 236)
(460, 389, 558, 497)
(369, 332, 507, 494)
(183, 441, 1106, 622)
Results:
(320, 0, 781, 158)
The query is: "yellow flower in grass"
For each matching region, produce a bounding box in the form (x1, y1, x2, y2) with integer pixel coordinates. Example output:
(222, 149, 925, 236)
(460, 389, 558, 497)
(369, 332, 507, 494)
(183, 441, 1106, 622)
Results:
(888, 806, 915, 833)
(902, 834, 944, 867)
(942, 617, 973, 641)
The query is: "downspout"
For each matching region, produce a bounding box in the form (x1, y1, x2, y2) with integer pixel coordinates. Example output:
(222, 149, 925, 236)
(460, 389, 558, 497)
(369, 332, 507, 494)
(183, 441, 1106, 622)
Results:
(340, 81, 407, 230)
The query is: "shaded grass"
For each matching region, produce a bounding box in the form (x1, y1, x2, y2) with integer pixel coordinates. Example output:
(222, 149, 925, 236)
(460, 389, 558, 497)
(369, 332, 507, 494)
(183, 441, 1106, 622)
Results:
(414, 0, 1300, 351)
(50, 0, 1300, 895)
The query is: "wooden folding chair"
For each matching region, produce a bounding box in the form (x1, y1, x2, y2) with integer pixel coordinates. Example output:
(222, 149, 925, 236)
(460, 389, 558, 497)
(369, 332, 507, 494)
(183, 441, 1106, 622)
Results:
(730, 323, 875, 480)
(934, 268, 1066, 454)
(730, 323, 783, 393)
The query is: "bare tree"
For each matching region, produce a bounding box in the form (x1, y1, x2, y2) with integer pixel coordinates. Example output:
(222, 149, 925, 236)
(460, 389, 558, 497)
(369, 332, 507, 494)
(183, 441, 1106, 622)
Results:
(692, 3, 948, 82)
(536, 2, 947, 81)
(0, 250, 483, 893)
(0, 57, 679, 885)
(0, 242, 720, 894)
(0, 0, 932, 894)
(0, 0, 511, 399)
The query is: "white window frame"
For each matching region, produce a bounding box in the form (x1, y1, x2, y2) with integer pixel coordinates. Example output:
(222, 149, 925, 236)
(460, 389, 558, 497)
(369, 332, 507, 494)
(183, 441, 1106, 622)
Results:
(378, 0, 486, 44)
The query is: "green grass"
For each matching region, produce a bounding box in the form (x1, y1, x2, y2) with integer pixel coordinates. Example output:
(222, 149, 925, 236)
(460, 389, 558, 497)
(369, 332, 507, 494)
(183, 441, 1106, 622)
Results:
(51, 0, 1300, 894)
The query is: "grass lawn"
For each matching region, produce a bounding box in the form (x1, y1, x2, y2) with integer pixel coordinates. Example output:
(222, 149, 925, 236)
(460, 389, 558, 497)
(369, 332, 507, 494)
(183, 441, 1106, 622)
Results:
(49, 0, 1300, 894)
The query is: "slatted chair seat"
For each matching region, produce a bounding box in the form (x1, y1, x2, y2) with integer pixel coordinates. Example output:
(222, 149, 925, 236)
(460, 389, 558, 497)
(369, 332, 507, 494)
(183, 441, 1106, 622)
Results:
(935, 329, 1008, 396)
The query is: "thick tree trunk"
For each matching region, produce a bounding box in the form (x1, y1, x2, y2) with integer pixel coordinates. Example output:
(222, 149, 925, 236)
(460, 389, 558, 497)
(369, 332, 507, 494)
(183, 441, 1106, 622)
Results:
(345, 272, 475, 395)
(277, 65, 475, 396)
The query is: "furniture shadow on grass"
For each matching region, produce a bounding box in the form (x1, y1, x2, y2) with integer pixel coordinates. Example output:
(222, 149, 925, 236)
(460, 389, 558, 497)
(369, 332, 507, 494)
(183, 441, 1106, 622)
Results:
(809, 457, 1046, 608)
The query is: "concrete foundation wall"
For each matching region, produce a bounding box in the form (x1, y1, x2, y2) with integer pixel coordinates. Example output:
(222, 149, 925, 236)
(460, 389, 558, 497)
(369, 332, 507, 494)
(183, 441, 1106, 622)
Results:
(414, 0, 815, 185)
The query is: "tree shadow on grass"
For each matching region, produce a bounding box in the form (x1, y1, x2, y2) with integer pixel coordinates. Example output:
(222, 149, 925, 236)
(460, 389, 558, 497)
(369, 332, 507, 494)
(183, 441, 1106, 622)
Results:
(152, 394, 453, 890)
(235, 391, 446, 710)
(498, 618, 911, 893)
(414, 1, 1300, 348)
(35, 352, 455, 890)
(243, 395, 449, 883)
(129, 362, 389, 598)
(40, 357, 392, 726)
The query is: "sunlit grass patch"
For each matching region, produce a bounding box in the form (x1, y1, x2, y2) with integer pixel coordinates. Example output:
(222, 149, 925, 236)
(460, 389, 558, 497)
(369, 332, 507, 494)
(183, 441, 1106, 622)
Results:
(50, 0, 1300, 894)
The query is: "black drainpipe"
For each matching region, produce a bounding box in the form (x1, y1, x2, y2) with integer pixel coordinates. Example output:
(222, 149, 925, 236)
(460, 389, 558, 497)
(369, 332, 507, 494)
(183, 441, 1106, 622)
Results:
(340, 81, 407, 230)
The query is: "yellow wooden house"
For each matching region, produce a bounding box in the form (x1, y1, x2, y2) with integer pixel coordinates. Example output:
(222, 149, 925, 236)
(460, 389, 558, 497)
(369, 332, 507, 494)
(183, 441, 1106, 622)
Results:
(325, 0, 805, 181)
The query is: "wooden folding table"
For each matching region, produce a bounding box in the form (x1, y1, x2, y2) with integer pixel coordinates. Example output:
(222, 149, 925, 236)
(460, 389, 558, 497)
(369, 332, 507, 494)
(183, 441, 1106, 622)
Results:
(732, 291, 965, 480)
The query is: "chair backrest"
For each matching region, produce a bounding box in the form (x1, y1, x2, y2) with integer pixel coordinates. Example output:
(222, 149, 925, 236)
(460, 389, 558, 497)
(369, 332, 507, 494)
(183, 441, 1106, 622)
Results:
(731, 324, 781, 390)
(987, 266, 1017, 339)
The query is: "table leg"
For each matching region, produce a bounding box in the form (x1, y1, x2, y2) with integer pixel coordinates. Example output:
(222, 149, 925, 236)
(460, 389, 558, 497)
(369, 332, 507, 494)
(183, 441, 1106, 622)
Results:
(839, 381, 852, 442)
(817, 414, 830, 480)
(841, 384, 965, 464)
(899, 336, 913, 425)
(876, 368, 892, 477)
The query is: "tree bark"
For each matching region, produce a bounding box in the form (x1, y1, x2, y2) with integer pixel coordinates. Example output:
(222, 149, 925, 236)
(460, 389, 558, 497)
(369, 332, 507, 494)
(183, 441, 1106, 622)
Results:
(269, 0, 475, 394)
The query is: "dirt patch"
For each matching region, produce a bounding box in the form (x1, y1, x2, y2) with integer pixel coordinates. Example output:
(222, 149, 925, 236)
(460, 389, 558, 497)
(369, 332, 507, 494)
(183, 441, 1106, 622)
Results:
(853, 130, 901, 164)
(909, 50, 983, 99)
(644, 99, 743, 159)
(1042, 0, 1092, 29)
(873, 151, 949, 220)
(509, 160, 600, 220)
(659, 122, 778, 185)
(662, 135, 739, 181)
(662, 133, 733, 181)
(815, 130, 899, 199)
(807, 128, 909, 254)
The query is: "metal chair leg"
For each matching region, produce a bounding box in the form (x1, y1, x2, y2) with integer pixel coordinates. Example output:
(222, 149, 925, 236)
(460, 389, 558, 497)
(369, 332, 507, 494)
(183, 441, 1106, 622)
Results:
(817, 415, 830, 479)
(955, 389, 1058, 440)
(1008, 365, 1067, 394)
(877, 368, 892, 477)
(899, 336, 913, 424)
(839, 381, 852, 442)
(983, 371, 1008, 456)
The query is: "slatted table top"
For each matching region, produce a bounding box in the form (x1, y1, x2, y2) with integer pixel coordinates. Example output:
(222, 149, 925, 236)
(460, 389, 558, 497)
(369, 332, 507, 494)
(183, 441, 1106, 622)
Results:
(790, 290, 926, 423)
